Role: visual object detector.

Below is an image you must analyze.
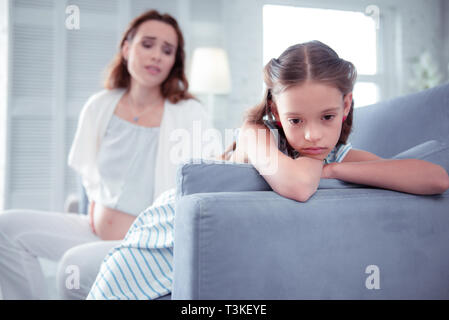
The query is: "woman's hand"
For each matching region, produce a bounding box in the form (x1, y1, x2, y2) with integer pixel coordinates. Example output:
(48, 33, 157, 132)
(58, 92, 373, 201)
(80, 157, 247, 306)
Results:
(88, 201, 96, 234)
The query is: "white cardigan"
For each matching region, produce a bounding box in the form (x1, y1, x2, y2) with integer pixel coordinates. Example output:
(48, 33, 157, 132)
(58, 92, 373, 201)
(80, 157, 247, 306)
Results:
(68, 88, 214, 202)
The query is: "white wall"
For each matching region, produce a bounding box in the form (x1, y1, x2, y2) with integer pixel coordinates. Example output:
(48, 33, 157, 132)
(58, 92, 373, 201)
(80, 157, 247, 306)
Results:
(442, 0, 449, 82)
(397, 0, 445, 91)
(0, 0, 8, 210)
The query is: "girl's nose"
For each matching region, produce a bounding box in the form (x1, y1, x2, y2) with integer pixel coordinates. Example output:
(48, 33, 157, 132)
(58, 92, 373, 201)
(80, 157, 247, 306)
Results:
(304, 124, 322, 142)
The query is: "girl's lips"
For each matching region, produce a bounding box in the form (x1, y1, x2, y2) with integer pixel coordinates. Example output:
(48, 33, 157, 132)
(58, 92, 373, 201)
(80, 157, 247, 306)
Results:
(301, 148, 327, 155)
(145, 66, 161, 75)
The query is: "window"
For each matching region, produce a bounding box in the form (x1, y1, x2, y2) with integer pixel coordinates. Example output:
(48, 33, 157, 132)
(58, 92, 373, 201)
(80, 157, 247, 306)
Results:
(263, 4, 380, 108)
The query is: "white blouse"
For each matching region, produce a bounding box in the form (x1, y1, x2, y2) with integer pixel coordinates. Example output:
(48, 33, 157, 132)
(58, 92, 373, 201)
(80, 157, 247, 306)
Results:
(68, 89, 215, 204)
(97, 115, 160, 216)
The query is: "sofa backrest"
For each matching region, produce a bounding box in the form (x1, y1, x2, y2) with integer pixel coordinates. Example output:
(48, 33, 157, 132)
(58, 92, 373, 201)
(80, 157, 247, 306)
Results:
(176, 160, 363, 197)
(350, 82, 449, 158)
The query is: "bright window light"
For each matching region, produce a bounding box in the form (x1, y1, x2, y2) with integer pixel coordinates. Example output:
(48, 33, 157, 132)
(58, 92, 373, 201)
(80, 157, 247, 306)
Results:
(263, 5, 377, 74)
(353, 82, 379, 107)
(263, 4, 380, 107)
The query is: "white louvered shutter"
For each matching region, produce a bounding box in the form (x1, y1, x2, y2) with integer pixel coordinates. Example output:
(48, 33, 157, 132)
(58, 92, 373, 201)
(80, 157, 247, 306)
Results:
(7, 0, 56, 210)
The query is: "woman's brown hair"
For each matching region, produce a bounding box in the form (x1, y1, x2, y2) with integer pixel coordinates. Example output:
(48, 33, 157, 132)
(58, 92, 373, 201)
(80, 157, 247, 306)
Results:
(103, 9, 194, 103)
(247, 40, 357, 148)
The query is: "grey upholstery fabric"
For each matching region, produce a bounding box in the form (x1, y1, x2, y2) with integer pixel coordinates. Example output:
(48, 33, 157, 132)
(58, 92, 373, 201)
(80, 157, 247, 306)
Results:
(350, 83, 449, 158)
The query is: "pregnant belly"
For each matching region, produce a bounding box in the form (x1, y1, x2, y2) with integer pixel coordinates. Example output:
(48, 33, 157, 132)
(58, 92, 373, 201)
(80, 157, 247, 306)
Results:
(93, 204, 137, 240)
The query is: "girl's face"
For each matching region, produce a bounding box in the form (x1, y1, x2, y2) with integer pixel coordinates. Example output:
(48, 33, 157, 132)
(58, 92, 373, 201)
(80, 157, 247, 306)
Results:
(122, 20, 178, 89)
(272, 81, 352, 161)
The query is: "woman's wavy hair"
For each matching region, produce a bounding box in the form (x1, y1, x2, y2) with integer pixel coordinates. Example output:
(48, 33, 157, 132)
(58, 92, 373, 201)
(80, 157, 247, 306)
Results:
(103, 9, 194, 103)
(246, 40, 357, 147)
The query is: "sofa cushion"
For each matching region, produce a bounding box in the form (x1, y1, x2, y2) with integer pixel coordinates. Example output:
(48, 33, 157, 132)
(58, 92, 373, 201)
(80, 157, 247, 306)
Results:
(392, 140, 449, 171)
(350, 83, 449, 158)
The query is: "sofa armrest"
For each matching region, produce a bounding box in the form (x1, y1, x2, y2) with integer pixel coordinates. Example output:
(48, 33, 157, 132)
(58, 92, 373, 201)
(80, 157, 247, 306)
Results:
(172, 188, 449, 299)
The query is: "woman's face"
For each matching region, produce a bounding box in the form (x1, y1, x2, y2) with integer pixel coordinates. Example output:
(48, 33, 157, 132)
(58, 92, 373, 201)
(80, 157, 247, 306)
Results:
(272, 81, 352, 161)
(122, 20, 178, 89)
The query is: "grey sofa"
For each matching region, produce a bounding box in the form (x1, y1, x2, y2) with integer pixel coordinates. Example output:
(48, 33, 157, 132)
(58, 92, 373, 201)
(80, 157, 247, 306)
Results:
(170, 83, 449, 299)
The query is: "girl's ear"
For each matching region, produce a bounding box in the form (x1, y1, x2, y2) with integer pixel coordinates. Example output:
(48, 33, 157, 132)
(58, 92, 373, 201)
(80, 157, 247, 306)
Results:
(343, 92, 353, 116)
(270, 101, 280, 121)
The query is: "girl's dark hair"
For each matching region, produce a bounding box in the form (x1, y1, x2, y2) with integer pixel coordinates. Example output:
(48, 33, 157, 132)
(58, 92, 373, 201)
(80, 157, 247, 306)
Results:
(246, 40, 357, 147)
(103, 9, 194, 103)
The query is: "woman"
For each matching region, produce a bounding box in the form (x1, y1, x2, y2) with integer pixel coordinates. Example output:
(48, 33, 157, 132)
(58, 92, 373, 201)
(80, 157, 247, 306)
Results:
(0, 9, 212, 300)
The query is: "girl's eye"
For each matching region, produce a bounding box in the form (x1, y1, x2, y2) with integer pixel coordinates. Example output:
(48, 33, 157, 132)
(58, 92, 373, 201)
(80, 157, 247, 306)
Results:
(323, 115, 335, 121)
(288, 118, 302, 125)
(142, 42, 153, 48)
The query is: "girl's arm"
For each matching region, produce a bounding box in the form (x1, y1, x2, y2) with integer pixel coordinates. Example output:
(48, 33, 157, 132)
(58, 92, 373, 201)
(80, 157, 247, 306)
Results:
(237, 121, 324, 202)
(323, 149, 449, 195)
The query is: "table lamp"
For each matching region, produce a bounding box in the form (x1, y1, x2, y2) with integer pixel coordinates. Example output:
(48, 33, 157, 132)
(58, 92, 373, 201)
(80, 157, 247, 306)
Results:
(189, 47, 231, 121)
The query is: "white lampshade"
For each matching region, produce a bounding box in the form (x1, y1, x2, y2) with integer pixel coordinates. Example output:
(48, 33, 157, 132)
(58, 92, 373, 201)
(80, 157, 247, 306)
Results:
(189, 47, 231, 94)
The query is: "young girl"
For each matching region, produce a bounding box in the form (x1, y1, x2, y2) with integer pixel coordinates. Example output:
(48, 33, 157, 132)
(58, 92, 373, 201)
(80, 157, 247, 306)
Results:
(0, 10, 210, 300)
(229, 40, 449, 201)
(86, 40, 449, 300)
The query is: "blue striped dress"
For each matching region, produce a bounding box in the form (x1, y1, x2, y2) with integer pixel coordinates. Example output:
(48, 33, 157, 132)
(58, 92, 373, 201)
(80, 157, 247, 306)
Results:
(87, 189, 176, 300)
(324, 142, 352, 164)
(87, 141, 352, 300)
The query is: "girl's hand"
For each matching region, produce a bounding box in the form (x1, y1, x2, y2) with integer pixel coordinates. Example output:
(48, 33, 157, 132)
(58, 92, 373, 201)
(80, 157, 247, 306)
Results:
(321, 163, 338, 179)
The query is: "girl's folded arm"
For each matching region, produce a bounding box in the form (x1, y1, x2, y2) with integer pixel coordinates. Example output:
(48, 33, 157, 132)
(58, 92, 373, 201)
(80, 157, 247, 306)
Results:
(238, 121, 323, 202)
(328, 149, 449, 195)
